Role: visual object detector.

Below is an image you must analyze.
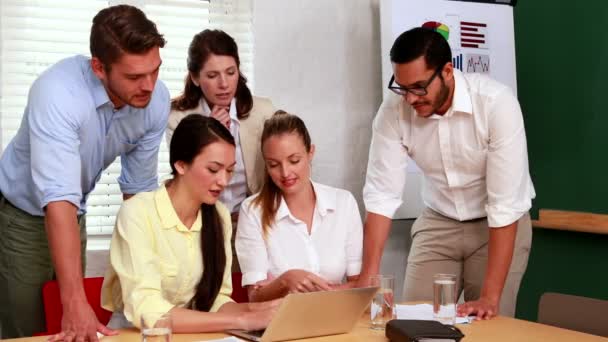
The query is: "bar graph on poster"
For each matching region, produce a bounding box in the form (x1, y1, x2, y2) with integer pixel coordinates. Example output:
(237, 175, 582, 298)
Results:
(379, 0, 516, 218)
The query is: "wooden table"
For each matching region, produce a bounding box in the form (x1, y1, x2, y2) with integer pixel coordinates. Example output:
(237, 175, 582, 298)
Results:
(7, 315, 608, 342)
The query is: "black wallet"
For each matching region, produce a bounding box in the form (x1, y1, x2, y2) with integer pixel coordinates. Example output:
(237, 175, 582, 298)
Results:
(385, 320, 465, 342)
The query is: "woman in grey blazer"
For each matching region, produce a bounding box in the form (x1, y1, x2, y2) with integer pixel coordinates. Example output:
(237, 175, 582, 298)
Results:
(166, 30, 275, 271)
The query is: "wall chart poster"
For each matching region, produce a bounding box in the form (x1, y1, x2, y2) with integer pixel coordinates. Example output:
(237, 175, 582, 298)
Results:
(380, 0, 516, 218)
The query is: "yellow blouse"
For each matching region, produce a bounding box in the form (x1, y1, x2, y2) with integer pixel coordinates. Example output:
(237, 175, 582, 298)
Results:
(101, 184, 233, 328)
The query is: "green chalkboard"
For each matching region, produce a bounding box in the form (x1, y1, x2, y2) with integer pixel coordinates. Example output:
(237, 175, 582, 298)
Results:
(515, 228, 608, 321)
(515, 2, 608, 215)
(514, 2, 608, 321)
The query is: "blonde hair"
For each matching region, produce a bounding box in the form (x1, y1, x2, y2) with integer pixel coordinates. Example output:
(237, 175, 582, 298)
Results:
(252, 110, 312, 235)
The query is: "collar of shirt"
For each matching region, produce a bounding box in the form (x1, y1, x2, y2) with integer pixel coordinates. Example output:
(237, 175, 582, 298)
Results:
(155, 183, 202, 232)
(428, 69, 473, 120)
(451, 70, 473, 116)
(201, 97, 239, 122)
(85, 61, 132, 117)
(86, 64, 111, 110)
(275, 180, 336, 221)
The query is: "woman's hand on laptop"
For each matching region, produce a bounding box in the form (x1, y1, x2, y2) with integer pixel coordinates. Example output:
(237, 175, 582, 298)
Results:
(329, 275, 359, 291)
(228, 299, 281, 331)
(279, 269, 332, 293)
(246, 298, 283, 312)
(236, 307, 277, 331)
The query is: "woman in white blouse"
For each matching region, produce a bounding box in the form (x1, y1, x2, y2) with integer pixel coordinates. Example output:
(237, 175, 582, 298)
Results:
(236, 111, 363, 302)
(165, 29, 275, 271)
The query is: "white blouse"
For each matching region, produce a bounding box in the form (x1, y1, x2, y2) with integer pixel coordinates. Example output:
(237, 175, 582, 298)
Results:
(236, 181, 363, 286)
(200, 98, 247, 213)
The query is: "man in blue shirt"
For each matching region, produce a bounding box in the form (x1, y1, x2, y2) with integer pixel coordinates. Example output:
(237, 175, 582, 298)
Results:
(0, 5, 170, 340)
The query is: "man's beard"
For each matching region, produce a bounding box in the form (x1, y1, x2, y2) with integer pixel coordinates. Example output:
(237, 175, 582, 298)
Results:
(430, 77, 450, 114)
(106, 78, 152, 109)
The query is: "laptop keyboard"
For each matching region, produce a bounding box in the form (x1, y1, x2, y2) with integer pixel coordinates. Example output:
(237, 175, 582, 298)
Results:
(249, 329, 265, 337)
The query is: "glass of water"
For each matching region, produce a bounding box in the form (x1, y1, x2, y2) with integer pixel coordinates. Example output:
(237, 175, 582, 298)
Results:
(433, 273, 457, 325)
(370, 274, 396, 330)
(141, 312, 172, 342)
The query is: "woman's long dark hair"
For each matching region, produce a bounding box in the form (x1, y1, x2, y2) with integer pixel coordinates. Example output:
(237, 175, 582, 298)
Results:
(171, 29, 253, 119)
(169, 114, 236, 311)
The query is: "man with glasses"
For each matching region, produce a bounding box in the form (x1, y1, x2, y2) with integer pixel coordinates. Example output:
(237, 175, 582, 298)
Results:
(358, 27, 535, 319)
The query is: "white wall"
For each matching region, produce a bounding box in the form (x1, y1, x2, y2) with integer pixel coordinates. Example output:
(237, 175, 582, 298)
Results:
(253, 0, 382, 209)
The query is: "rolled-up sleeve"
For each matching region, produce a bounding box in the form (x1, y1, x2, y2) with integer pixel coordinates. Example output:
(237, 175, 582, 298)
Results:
(28, 80, 83, 211)
(363, 95, 409, 218)
(109, 199, 174, 328)
(236, 199, 270, 286)
(119, 82, 170, 195)
(485, 89, 535, 228)
(344, 193, 363, 276)
(210, 203, 235, 312)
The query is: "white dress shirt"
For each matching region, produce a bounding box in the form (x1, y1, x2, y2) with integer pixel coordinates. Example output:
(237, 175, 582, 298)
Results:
(363, 70, 535, 228)
(200, 98, 247, 213)
(236, 181, 363, 286)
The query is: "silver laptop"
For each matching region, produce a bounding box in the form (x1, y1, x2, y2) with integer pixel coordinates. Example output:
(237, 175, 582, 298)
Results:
(227, 286, 378, 342)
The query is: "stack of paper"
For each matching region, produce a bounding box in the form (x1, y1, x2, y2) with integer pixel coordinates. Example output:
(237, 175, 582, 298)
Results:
(396, 304, 471, 324)
(195, 337, 244, 342)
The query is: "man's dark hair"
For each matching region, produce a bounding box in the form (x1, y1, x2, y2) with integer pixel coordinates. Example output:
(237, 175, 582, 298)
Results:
(90, 5, 166, 69)
(390, 27, 452, 70)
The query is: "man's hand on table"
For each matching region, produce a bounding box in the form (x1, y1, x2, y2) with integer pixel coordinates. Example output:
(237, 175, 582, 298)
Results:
(457, 296, 499, 320)
(48, 298, 117, 342)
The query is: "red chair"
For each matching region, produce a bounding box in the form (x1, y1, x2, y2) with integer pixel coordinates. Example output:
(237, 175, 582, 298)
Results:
(37, 274, 246, 336)
(36, 277, 112, 335)
(231, 272, 249, 303)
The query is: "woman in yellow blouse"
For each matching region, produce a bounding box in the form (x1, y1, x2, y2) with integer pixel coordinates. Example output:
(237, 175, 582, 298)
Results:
(101, 115, 278, 332)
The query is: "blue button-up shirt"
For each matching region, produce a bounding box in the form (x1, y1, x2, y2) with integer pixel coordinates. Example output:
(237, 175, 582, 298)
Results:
(0, 55, 170, 216)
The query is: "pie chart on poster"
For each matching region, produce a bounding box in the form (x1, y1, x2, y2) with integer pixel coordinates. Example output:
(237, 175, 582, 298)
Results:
(422, 21, 449, 40)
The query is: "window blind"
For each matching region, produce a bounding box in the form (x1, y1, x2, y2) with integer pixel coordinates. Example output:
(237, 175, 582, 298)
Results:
(0, 0, 253, 245)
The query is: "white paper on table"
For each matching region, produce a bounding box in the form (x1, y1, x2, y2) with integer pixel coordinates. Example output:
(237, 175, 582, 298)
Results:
(194, 337, 245, 342)
(395, 304, 471, 324)
(371, 301, 380, 319)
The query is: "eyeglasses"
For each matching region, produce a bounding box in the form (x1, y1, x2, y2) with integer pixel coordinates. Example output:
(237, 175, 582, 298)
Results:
(388, 66, 443, 96)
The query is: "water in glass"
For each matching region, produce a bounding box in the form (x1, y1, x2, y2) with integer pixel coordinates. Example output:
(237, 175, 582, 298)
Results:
(142, 327, 171, 342)
(433, 274, 457, 325)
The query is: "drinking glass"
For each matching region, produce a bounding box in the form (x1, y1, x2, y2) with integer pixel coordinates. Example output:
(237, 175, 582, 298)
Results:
(433, 273, 457, 325)
(141, 312, 172, 342)
(370, 274, 396, 330)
